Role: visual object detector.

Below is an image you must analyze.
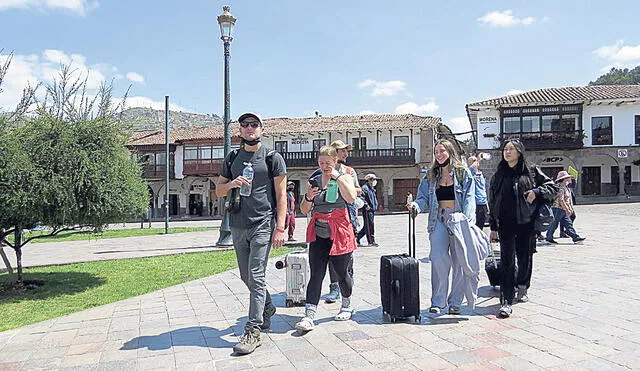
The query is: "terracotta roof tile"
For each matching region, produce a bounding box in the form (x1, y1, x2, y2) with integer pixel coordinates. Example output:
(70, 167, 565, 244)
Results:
(127, 114, 440, 145)
(467, 85, 640, 107)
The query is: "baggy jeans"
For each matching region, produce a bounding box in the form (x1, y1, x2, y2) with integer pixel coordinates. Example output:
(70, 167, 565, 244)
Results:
(231, 217, 274, 329)
(428, 208, 465, 309)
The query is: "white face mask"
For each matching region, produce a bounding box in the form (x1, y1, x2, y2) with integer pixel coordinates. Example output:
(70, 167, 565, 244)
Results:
(371, 180, 377, 187)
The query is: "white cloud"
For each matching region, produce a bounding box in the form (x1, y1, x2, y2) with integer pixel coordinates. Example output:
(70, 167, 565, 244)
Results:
(444, 116, 473, 141)
(507, 89, 524, 96)
(126, 72, 145, 83)
(118, 96, 187, 112)
(447, 116, 472, 134)
(357, 79, 406, 97)
(394, 100, 439, 115)
(0, 0, 97, 15)
(0, 49, 164, 114)
(359, 110, 376, 115)
(593, 40, 640, 69)
(477, 10, 541, 28)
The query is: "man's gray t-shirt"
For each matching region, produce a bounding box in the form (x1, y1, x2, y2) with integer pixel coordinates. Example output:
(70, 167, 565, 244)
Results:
(221, 146, 287, 228)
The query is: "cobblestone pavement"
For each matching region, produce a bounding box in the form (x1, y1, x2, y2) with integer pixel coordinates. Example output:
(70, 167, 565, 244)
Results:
(1, 203, 639, 370)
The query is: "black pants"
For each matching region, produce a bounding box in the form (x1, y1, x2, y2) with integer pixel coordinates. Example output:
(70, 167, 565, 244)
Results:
(356, 210, 375, 244)
(498, 221, 535, 305)
(475, 204, 488, 229)
(328, 254, 354, 284)
(307, 237, 353, 306)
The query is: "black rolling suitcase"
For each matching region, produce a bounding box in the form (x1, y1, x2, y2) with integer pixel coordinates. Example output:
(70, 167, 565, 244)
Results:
(380, 212, 421, 323)
(485, 247, 502, 288)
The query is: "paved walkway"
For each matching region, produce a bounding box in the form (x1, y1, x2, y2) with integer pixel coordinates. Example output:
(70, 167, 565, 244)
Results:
(1, 204, 639, 370)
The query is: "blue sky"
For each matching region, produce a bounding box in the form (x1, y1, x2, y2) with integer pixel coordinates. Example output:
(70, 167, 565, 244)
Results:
(1, 0, 639, 133)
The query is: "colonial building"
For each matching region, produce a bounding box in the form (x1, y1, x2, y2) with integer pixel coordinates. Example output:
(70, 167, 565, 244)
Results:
(466, 85, 640, 202)
(128, 113, 457, 217)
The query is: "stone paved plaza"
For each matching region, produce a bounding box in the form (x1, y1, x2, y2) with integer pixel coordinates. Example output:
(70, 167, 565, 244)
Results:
(1, 203, 639, 370)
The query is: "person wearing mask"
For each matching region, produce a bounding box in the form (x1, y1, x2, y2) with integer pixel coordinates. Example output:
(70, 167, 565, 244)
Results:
(408, 139, 476, 315)
(216, 112, 287, 354)
(467, 155, 489, 229)
(546, 171, 585, 244)
(296, 145, 358, 331)
(356, 173, 379, 247)
(488, 139, 557, 318)
(285, 181, 296, 242)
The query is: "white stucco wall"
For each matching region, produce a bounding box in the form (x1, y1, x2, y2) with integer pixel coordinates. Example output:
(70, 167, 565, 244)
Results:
(582, 103, 640, 147)
(174, 145, 184, 179)
(265, 128, 425, 163)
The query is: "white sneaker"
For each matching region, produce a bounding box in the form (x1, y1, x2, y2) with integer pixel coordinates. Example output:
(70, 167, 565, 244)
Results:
(295, 316, 315, 331)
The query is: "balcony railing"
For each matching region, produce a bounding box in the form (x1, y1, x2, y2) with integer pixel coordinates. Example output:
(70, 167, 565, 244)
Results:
(183, 159, 224, 175)
(282, 148, 416, 168)
(142, 164, 174, 179)
(499, 130, 585, 150)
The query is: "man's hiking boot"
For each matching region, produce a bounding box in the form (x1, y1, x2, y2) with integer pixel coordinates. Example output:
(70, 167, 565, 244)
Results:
(233, 326, 261, 355)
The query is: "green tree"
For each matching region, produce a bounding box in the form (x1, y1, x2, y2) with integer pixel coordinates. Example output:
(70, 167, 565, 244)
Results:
(0, 55, 148, 282)
(589, 66, 640, 85)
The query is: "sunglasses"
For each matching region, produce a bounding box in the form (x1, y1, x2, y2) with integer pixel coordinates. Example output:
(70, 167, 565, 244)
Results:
(240, 121, 261, 128)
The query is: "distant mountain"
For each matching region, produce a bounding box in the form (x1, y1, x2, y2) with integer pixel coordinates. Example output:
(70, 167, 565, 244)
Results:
(120, 107, 223, 130)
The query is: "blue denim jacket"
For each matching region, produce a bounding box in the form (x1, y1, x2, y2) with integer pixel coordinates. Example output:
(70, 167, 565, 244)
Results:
(470, 167, 488, 206)
(412, 167, 476, 233)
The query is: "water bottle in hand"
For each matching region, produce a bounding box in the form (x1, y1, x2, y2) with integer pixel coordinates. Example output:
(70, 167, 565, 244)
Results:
(240, 162, 254, 197)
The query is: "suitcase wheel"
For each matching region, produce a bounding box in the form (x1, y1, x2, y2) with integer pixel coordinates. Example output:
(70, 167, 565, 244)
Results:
(285, 299, 293, 308)
(390, 316, 397, 323)
(415, 316, 421, 323)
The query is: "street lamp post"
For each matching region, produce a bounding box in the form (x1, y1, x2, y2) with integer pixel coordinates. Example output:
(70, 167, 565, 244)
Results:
(216, 5, 236, 247)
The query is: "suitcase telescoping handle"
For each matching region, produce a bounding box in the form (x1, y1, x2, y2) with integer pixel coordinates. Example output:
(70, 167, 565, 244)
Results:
(408, 210, 416, 258)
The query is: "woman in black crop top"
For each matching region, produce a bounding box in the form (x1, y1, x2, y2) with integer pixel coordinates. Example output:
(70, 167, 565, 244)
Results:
(435, 184, 455, 201)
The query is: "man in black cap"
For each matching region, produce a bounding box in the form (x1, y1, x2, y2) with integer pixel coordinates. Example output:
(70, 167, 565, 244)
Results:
(216, 112, 288, 355)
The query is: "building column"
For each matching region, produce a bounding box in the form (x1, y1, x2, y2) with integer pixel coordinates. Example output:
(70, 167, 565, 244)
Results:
(619, 163, 626, 195)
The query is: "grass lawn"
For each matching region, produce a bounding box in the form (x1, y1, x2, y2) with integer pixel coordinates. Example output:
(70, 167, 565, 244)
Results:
(7, 227, 218, 244)
(0, 246, 295, 332)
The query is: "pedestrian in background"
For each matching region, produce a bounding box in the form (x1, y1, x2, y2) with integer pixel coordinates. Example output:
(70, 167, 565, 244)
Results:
(546, 171, 585, 244)
(356, 173, 379, 247)
(467, 155, 489, 229)
(285, 181, 296, 242)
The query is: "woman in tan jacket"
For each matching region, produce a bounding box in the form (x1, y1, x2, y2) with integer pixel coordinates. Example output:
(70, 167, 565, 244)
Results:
(545, 171, 585, 244)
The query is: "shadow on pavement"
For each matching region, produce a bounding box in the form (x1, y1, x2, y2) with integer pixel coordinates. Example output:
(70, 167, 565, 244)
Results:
(121, 326, 236, 351)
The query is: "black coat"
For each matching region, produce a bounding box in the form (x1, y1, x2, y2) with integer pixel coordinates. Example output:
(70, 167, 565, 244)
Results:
(489, 166, 557, 231)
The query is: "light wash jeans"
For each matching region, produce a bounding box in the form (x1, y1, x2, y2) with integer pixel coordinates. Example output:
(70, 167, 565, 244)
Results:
(231, 217, 274, 329)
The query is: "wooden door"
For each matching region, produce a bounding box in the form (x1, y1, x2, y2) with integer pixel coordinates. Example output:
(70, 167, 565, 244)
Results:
(393, 179, 420, 208)
(581, 167, 601, 196)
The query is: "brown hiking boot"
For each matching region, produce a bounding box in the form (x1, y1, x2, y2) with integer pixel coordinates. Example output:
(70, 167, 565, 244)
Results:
(233, 326, 261, 355)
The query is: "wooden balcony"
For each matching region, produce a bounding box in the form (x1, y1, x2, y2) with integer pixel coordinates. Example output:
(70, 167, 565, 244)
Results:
(282, 148, 416, 168)
(143, 165, 174, 179)
(499, 131, 585, 151)
(183, 159, 224, 175)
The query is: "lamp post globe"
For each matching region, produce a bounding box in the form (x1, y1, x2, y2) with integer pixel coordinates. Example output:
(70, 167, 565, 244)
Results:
(216, 5, 236, 247)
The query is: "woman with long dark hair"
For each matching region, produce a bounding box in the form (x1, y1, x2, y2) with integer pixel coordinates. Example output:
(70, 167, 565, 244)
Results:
(489, 139, 557, 318)
(408, 139, 476, 314)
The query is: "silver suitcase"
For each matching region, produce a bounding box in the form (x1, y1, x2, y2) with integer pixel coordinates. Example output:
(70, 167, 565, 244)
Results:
(283, 249, 310, 307)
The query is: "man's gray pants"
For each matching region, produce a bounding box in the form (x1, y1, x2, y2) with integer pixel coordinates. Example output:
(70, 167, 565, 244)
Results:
(231, 217, 274, 329)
